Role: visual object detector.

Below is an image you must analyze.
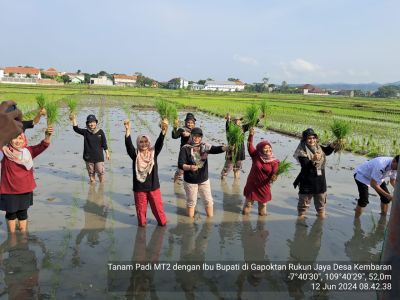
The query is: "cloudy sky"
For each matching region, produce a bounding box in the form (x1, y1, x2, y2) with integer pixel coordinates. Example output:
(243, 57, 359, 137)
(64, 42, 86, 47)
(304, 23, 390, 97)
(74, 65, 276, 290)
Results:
(1, 0, 399, 84)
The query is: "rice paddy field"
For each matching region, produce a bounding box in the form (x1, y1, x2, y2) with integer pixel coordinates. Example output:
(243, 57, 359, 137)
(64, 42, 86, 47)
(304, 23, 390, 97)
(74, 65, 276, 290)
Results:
(1, 84, 398, 156)
(0, 87, 398, 299)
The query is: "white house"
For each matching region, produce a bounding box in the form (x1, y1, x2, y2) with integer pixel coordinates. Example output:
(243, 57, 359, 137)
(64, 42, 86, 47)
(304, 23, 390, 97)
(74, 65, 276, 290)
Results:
(90, 76, 113, 86)
(168, 77, 189, 89)
(188, 83, 205, 91)
(65, 73, 85, 84)
(203, 80, 245, 92)
(3, 67, 41, 79)
(113, 74, 137, 87)
(302, 84, 329, 96)
(0, 68, 4, 79)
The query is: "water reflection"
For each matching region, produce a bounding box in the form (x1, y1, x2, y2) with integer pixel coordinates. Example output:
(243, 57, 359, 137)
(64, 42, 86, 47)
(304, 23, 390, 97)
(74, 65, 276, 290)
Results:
(285, 219, 325, 299)
(345, 216, 387, 263)
(125, 226, 166, 299)
(73, 184, 108, 265)
(0, 233, 48, 299)
(219, 179, 242, 253)
(170, 219, 220, 299)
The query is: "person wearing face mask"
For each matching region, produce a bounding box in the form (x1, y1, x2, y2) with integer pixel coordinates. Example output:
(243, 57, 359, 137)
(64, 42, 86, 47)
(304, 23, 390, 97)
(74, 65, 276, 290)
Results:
(0, 127, 53, 233)
(172, 113, 196, 182)
(124, 119, 168, 227)
(293, 128, 335, 219)
(242, 128, 279, 216)
(178, 127, 228, 218)
(70, 113, 110, 184)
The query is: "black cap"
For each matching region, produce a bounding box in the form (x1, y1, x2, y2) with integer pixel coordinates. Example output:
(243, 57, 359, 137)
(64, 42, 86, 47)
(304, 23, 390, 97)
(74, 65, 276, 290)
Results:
(86, 114, 98, 124)
(302, 128, 318, 140)
(185, 113, 196, 122)
(190, 127, 203, 136)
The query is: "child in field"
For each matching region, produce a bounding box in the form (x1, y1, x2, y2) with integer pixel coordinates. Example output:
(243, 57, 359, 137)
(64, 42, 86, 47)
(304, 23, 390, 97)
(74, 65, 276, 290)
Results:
(70, 114, 110, 184)
(124, 119, 168, 227)
(242, 128, 278, 216)
(0, 127, 53, 232)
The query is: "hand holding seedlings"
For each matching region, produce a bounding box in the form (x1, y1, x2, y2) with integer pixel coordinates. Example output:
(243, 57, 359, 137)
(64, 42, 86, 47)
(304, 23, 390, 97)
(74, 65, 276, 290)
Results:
(270, 174, 277, 183)
(225, 113, 231, 120)
(44, 126, 54, 143)
(160, 119, 169, 134)
(313, 152, 322, 161)
(249, 127, 255, 136)
(173, 118, 179, 128)
(124, 119, 131, 136)
(190, 165, 198, 172)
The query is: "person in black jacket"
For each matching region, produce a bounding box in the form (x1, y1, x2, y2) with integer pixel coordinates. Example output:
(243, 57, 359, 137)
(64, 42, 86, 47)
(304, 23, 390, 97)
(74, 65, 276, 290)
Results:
(70, 114, 110, 184)
(293, 128, 335, 219)
(178, 127, 228, 218)
(124, 119, 168, 227)
(172, 112, 196, 182)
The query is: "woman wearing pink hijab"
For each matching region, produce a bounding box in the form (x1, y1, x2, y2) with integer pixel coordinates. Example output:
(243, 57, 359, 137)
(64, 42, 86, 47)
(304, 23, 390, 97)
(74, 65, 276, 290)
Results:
(243, 128, 279, 216)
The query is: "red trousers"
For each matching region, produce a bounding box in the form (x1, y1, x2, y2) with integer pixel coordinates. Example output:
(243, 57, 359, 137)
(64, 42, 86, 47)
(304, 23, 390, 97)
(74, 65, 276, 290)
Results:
(134, 188, 167, 226)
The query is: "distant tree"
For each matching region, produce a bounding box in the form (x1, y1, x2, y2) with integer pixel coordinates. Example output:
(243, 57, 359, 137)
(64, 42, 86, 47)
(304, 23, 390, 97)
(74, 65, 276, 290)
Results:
(77, 69, 81, 74)
(373, 85, 400, 98)
(136, 75, 157, 87)
(262, 77, 269, 85)
(9, 72, 15, 77)
(98, 71, 108, 76)
(26, 74, 31, 78)
(83, 73, 91, 84)
(197, 80, 206, 85)
(206, 78, 213, 81)
(228, 78, 239, 82)
(134, 72, 143, 76)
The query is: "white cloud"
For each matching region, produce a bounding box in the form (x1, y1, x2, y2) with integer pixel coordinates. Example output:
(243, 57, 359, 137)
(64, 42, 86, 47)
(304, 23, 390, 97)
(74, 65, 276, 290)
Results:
(233, 54, 258, 66)
(283, 58, 321, 74)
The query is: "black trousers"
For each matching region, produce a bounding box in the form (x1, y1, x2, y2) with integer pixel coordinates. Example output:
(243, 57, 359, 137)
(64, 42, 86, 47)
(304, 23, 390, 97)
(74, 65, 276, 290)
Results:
(354, 174, 390, 207)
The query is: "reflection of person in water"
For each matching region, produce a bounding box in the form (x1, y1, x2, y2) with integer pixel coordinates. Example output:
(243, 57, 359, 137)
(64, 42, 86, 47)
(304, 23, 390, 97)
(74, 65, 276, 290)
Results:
(219, 178, 242, 253)
(345, 216, 387, 263)
(285, 218, 325, 300)
(125, 226, 166, 299)
(73, 184, 107, 264)
(0, 233, 47, 300)
(236, 217, 283, 298)
(170, 219, 220, 300)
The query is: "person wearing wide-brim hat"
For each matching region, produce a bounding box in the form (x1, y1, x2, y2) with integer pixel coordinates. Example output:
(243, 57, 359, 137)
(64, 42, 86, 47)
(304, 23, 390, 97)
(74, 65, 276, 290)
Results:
(221, 112, 262, 180)
(178, 127, 228, 218)
(293, 128, 335, 219)
(69, 113, 110, 184)
(172, 112, 197, 182)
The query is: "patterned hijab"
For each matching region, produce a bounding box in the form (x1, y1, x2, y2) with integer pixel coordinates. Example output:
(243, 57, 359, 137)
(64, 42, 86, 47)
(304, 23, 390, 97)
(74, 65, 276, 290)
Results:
(135, 134, 155, 183)
(2, 133, 33, 170)
(183, 135, 212, 169)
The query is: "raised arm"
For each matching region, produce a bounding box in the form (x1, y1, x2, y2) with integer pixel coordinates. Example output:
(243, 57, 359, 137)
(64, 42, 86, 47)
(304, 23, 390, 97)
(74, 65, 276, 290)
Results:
(124, 119, 136, 161)
(29, 127, 53, 158)
(321, 144, 335, 156)
(154, 131, 165, 157)
(247, 129, 257, 157)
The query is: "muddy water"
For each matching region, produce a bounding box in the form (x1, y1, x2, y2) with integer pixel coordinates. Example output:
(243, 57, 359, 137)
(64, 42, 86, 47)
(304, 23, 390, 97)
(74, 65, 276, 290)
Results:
(0, 106, 392, 299)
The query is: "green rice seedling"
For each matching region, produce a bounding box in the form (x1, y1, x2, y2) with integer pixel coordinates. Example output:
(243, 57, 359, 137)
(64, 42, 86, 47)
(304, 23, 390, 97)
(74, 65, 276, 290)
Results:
(36, 94, 46, 109)
(45, 102, 59, 126)
(244, 104, 259, 128)
(122, 103, 132, 119)
(167, 104, 178, 125)
(330, 119, 350, 152)
(155, 98, 169, 120)
(260, 99, 268, 117)
(276, 157, 293, 177)
(226, 122, 245, 164)
(66, 98, 78, 114)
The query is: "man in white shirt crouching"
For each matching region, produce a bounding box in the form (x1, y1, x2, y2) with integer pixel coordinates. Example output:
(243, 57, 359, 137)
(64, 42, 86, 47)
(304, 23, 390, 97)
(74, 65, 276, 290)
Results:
(353, 155, 399, 218)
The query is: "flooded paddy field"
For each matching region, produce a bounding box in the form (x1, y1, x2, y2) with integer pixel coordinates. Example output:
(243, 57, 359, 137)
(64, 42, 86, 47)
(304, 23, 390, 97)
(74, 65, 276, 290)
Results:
(0, 104, 393, 299)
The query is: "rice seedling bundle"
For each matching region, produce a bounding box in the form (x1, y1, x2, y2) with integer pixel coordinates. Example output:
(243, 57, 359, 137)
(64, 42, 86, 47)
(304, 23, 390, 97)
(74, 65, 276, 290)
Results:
(330, 119, 350, 152)
(155, 99, 169, 121)
(167, 105, 178, 124)
(260, 99, 268, 117)
(45, 102, 59, 126)
(276, 157, 293, 177)
(66, 98, 78, 114)
(226, 122, 244, 164)
(244, 104, 259, 128)
(36, 94, 46, 109)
